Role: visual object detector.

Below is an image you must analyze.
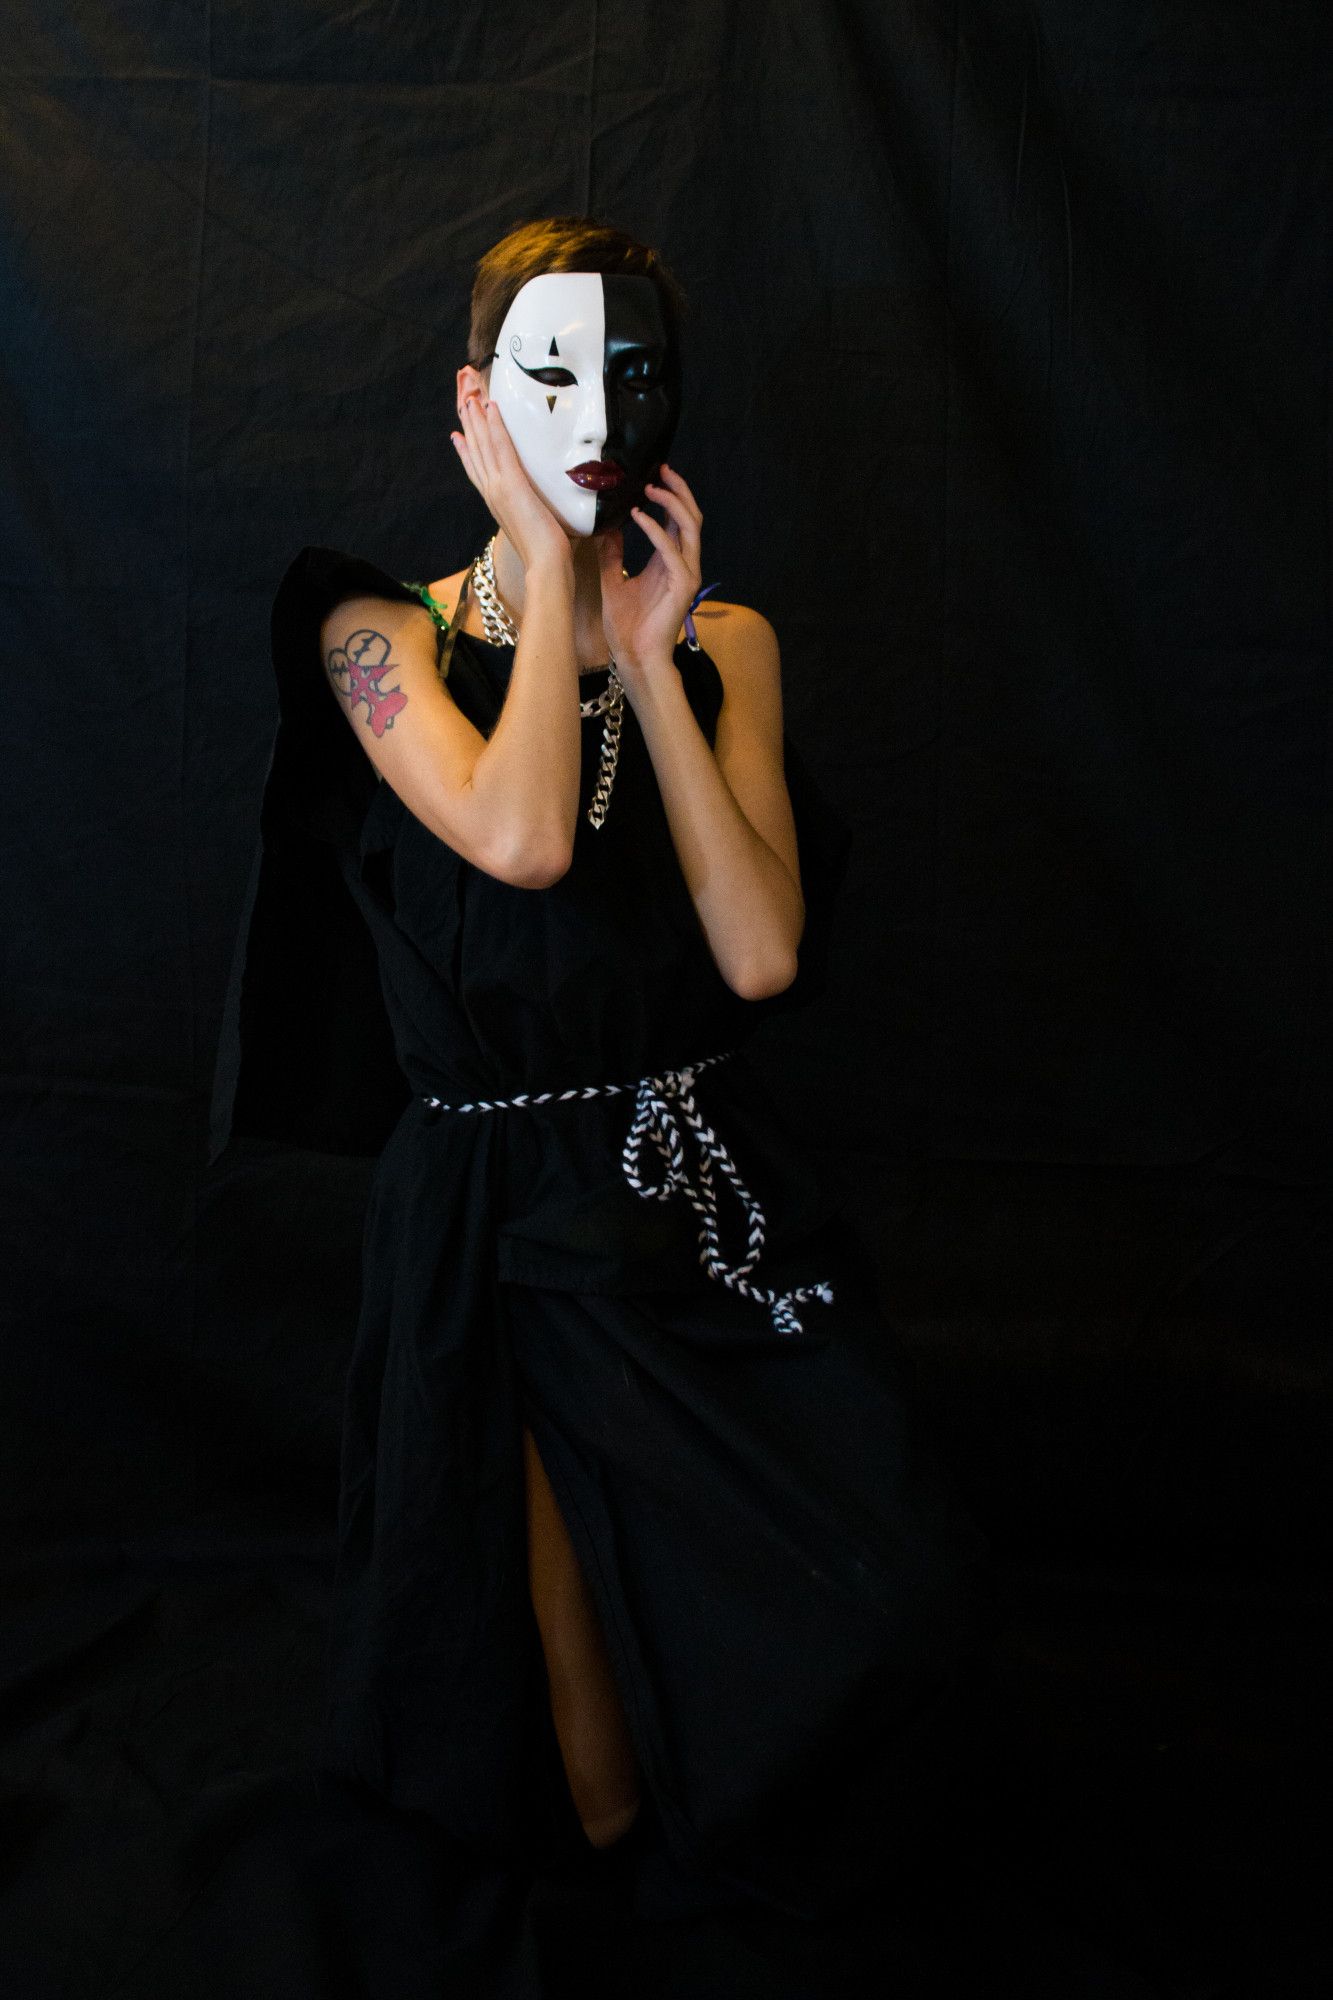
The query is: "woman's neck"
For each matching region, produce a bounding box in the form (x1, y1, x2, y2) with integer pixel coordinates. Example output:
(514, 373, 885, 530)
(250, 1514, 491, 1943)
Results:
(490, 527, 609, 664)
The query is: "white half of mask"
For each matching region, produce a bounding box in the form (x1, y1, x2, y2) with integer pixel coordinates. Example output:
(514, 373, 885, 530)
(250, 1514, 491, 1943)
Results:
(487, 271, 611, 538)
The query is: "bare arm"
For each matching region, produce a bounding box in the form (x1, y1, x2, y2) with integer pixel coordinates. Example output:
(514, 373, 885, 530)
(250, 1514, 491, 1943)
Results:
(630, 605, 804, 1000)
(595, 466, 802, 1000)
(320, 557, 581, 887)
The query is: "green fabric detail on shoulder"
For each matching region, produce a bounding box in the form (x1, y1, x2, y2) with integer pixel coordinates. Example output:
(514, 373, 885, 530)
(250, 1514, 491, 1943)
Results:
(401, 579, 451, 632)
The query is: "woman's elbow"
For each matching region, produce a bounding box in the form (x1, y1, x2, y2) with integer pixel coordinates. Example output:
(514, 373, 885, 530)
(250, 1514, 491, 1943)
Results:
(496, 832, 574, 890)
(435, 818, 559, 889)
(729, 952, 799, 1002)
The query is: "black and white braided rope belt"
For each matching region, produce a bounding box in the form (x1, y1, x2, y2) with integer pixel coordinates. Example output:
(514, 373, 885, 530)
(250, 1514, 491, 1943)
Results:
(421, 1047, 835, 1336)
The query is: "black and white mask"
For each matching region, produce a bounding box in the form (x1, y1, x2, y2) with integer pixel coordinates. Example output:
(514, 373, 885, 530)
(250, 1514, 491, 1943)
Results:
(486, 271, 681, 536)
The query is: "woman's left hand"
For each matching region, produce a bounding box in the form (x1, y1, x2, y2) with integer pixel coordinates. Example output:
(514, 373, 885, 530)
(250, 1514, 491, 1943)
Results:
(595, 464, 703, 677)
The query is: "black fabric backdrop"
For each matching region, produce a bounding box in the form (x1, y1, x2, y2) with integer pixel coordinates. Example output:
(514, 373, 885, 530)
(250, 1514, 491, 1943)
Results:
(2, 4, 1329, 1994)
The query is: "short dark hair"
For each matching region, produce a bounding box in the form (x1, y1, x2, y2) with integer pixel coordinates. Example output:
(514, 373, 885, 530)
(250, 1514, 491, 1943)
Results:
(466, 215, 688, 369)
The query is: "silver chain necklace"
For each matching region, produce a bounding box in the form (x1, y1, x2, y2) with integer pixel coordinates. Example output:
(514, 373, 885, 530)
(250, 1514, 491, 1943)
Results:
(471, 532, 625, 831)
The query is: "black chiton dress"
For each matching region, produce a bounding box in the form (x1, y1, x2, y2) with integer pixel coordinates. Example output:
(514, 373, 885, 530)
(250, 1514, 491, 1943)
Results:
(210, 545, 991, 1919)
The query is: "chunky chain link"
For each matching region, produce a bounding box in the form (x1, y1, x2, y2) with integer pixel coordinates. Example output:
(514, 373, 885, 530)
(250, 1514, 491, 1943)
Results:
(473, 534, 626, 831)
(470, 533, 520, 646)
(406, 542, 718, 837)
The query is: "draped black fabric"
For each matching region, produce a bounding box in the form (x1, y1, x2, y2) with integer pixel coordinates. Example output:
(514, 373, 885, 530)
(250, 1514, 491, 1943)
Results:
(214, 544, 989, 1915)
(4, 5, 1330, 1995)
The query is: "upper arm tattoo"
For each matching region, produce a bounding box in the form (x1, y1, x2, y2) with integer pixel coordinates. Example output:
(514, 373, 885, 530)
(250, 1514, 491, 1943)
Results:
(324, 624, 410, 739)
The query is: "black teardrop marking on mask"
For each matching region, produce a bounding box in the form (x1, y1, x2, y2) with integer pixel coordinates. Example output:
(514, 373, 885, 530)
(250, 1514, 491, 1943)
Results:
(549, 337, 559, 355)
(546, 394, 556, 412)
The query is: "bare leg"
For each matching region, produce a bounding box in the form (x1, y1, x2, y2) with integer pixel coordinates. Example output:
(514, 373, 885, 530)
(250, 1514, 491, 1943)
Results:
(522, 1422, 642, 1847)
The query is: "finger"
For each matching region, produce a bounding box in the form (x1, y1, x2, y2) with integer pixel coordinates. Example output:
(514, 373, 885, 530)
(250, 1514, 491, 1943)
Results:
(461, 394, 497, 488)
(638, 491, 701, 580)
(629, 505, 689, 577)
(643, 482, 698, 560)
(656, 464, 702, 524)
(463, 404, 498, 495)
(457, 395, 483, 475)
(644, 480, 700, 576)
(451, 407, 487, 493)
(658, 501, 685, 554)
(450, 430, 477, 485)
(484, 399, 528, 481)
(481, 398, 527, 498)
(642, 482, 689, 526)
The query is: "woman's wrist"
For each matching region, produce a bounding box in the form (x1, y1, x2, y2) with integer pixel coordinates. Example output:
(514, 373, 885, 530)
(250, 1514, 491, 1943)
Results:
(509, 552, 578, 675)
(522, 544, 576, 592)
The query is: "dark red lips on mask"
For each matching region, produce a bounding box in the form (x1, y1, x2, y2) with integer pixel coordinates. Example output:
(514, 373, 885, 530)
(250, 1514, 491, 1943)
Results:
(567, 460, 625, 490)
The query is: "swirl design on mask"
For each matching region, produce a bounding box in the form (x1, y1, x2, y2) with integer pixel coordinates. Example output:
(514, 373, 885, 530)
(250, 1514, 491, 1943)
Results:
(508, 332, 577, 393)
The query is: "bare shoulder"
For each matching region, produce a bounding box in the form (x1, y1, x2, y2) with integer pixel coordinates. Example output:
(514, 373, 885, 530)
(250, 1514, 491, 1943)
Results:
(424, 564, 487, 638)
(424, 565, 472, 611)
(681, 596, 779, 678)
(319, 587, 436, 657)
(318, 565, 470, 685)
(685, 596, 786, 769)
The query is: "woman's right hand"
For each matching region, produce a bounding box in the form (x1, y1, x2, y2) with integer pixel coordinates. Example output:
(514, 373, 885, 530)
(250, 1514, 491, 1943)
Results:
(451, 394, 572, 577)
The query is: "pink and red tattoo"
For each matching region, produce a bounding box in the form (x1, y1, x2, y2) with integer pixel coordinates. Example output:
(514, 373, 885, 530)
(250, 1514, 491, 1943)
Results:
(325, 626, 409, 739)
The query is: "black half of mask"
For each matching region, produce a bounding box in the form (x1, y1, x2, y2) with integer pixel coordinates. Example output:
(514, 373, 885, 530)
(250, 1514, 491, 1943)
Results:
(595, 273, 683, 532)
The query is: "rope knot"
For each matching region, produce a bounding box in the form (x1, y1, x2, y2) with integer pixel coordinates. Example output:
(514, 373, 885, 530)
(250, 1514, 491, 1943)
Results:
(421, 1048, 835, 1337)
(619, 1055, 834, 1337)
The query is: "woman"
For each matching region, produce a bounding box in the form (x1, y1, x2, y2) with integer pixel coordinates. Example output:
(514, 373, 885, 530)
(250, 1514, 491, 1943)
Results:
(211, 215, 991, 1919)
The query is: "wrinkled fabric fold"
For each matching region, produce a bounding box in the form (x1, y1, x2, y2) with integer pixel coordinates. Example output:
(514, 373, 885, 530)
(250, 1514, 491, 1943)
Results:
(215, 544, 991, 1917)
